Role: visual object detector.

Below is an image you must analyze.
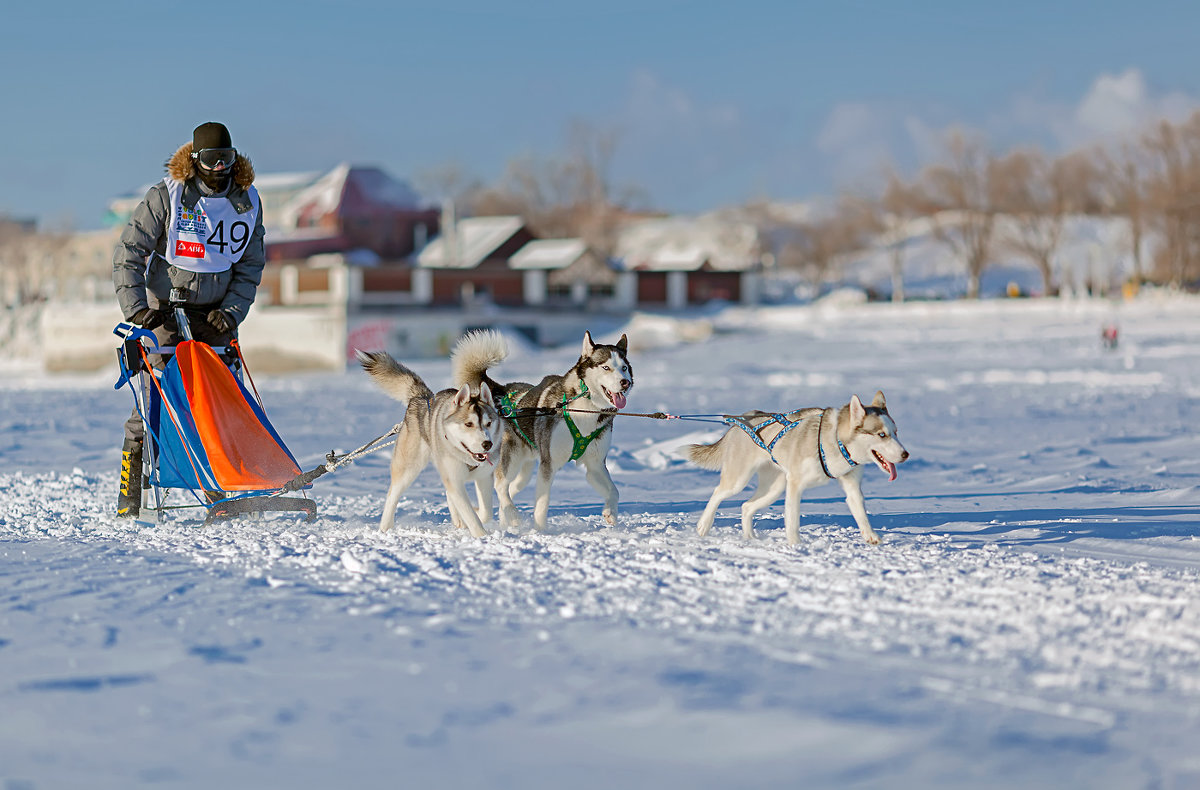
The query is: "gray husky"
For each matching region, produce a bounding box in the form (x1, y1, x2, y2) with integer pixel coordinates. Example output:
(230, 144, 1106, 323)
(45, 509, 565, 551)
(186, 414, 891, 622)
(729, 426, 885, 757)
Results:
(687, 391, 909, 545)
(450, 329, 634, 531)
(357, 350, 500, 537)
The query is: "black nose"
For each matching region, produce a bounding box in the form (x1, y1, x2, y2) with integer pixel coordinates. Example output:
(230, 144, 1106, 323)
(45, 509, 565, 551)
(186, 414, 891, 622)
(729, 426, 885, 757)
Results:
(901, 450, 909, 461)
(482, 440, 493, 451)
(621, 380, 631, 391)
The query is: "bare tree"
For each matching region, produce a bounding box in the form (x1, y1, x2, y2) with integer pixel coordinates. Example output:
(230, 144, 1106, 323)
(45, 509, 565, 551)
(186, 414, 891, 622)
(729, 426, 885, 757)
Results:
(915, 129, 1002, 298)
(0, 218, 72, 305)
(877, 170, 935, 302)
(1093, 142, 1149, 289)
(464, 120, 645, 262)
(753, 196, 875, 289)
(992, 147, 1099, 296)
(412, 163, 486, 214)
(1140, 112, 1200, 287)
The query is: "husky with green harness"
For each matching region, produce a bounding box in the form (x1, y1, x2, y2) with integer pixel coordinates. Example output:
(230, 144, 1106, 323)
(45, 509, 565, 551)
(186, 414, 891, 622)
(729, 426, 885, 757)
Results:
(451, 329, 635, 532)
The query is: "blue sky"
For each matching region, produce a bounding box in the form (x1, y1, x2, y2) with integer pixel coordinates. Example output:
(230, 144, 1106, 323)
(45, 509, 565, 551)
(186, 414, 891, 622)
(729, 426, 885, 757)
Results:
(4, 0, 1200, 230)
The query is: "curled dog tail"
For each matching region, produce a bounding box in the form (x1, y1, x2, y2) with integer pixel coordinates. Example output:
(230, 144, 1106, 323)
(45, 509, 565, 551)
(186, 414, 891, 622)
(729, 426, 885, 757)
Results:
(356, 349, 431, 405)
(685, 434, 727, 470)
(451, 329, 508, 390)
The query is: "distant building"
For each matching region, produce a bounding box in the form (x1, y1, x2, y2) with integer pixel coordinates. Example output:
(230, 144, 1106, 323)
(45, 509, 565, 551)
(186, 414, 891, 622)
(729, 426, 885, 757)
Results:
(509, 238, 620, 308)
(106, 163, 439, 265)
(415, 215, 537, 306)
(265, 164, 439, 262)
(77, 170, 768, 368)
(613, 214, 764, 308)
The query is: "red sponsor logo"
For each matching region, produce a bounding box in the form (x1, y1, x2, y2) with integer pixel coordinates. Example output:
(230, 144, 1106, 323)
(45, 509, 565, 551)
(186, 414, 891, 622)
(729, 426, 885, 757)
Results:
(175, 240, 205, 259)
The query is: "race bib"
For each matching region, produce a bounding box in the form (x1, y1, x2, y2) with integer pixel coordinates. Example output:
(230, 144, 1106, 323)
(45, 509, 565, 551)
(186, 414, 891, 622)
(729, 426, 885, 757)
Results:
(163, 178, 260, 273)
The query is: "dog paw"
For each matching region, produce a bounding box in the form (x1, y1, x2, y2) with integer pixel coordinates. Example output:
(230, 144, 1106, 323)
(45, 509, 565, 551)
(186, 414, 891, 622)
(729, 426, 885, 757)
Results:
(603, 512, 616, 526)
(863, 532, 881, 546)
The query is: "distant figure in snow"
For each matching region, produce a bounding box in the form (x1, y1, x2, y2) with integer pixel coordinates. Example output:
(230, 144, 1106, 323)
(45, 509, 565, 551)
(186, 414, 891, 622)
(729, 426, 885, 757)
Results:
(1101, 323, 1119, 350)
(111, 121, 266, 518)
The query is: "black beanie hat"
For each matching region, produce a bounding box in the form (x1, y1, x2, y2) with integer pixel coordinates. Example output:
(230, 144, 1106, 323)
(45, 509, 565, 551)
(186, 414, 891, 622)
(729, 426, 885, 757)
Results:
(193, 121, 232, 151)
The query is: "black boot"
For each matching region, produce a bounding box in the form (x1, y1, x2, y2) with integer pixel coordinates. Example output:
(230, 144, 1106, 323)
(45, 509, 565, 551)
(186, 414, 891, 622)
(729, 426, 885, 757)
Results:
(117, 437, 143, 518)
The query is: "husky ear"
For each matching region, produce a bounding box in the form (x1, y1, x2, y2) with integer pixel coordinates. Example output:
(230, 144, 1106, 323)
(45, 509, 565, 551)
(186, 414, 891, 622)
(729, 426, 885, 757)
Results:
(582, 330, 596, 356)
(479, 381, 494, 406)
(872, 390, 887, 410)
(454, 383, 471, 405)
(849, 394, 865, 424)
(616, 334, 628, 352)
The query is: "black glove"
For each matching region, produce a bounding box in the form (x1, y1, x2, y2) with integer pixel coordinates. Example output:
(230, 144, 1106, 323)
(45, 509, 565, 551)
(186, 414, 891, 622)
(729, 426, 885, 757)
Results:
(131, 307, 165, 330)
(206, 309, 236, 334)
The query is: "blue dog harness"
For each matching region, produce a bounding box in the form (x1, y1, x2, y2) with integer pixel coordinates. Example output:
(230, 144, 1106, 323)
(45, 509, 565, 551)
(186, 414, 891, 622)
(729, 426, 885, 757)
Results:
(725, 408, 857, 478)
(722, 411, 808, 465)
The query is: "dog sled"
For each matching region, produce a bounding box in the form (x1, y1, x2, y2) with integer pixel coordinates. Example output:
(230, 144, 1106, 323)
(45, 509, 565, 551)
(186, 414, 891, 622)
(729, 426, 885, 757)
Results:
(114, 309, 316, 525)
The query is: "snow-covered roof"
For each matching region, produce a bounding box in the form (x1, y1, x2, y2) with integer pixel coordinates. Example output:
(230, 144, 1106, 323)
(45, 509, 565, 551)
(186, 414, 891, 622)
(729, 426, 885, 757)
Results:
(275, 164, 351, 229)
(107, 162, 427, 232)
(417, 216, 525, 269)
(509, 238, 588, 270)
(348, 166, 422, 208)
(271, 164, 422, 231)
(614, 215, 761, 272)
(254, 171, 323, 192)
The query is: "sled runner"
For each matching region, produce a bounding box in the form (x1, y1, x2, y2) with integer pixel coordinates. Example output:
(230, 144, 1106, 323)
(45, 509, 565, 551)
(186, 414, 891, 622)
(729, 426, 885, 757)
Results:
(114, 314, 316, 525)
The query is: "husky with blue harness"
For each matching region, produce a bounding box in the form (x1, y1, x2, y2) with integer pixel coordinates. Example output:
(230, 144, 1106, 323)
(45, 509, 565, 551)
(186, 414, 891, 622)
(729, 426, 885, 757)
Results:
(687, 391, 909, 545)
(451, 329, 634, 532)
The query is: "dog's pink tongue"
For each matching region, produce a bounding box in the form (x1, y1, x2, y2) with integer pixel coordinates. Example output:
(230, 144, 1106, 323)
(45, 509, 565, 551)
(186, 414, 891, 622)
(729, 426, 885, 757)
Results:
(885, 461, 897, 482)
(613, 391, 627, 409)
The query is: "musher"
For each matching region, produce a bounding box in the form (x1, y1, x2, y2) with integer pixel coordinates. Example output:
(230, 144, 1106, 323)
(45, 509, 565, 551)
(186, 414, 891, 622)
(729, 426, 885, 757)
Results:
(112, 121, 266, 517)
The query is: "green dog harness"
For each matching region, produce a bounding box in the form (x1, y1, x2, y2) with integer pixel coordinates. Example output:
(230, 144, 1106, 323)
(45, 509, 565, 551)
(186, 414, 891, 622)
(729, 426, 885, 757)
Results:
(498, 382, 610, 460)
(561, 385, 611, 461)
(497, 390, 538, 449)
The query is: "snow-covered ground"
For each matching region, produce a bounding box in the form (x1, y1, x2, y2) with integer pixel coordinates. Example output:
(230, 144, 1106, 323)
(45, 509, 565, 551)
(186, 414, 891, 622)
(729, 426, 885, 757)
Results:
(2, 294, 1199, 789)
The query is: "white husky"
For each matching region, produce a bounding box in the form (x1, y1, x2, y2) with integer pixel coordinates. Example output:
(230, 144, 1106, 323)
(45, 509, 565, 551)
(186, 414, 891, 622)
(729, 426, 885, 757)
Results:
(450, 330, 634, 531)
(357, 350, 500, 536)
(687, 391, 909, 545)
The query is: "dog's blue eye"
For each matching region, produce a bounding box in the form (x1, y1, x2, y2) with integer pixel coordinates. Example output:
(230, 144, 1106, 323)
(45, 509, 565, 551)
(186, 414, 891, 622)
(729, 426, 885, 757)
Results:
(878, 432, 887, 438)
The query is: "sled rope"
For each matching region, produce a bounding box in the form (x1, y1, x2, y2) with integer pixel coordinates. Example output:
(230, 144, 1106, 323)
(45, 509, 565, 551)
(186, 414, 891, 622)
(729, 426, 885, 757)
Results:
(228, 338, 263, 408)
(280, 424, 403, 492)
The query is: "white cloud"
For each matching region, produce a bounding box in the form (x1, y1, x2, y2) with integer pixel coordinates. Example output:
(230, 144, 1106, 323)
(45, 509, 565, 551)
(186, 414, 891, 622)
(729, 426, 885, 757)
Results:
(812, 68, 1200, 189)
(624, 69, 742, 139)
(616, 69, 756, 208)
(814, 100, 953, 188)
(996, 68, 1198, 152)
(1067, 68, 1196, 145)
(612, 66, 1200, 210)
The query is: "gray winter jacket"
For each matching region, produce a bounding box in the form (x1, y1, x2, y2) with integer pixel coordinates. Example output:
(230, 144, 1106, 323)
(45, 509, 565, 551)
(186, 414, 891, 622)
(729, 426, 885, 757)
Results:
(113, 142, 266, 324)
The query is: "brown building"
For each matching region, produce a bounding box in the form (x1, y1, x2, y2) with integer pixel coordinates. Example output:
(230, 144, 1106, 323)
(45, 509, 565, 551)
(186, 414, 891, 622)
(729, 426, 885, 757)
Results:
(265, 164, 440, 262)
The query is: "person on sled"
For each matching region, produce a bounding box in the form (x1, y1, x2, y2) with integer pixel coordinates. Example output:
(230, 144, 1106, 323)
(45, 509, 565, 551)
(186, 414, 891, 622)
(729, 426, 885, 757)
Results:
(112, 121, 266, 518)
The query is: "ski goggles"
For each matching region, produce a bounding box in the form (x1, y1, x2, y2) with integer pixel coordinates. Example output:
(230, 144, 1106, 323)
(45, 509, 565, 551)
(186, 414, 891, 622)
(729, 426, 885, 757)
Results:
(193, 147, 237, 170)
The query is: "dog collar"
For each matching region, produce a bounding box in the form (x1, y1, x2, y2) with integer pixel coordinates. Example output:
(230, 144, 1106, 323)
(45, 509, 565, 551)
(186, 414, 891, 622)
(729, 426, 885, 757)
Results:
(817, 409, 857, 478)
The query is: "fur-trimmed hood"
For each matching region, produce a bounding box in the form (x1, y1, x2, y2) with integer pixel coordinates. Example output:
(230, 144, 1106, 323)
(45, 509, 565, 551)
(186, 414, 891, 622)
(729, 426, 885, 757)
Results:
(165, 142, 255, 187)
